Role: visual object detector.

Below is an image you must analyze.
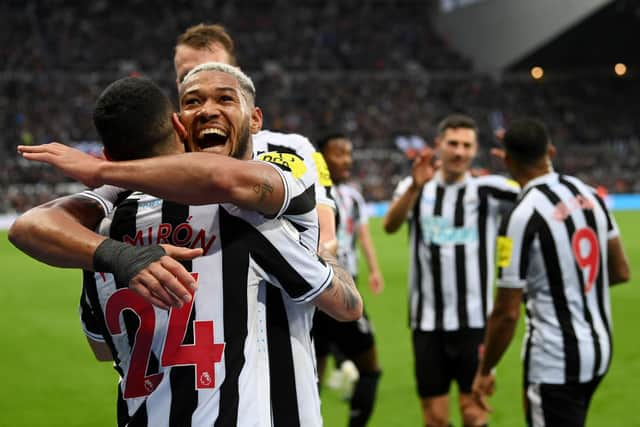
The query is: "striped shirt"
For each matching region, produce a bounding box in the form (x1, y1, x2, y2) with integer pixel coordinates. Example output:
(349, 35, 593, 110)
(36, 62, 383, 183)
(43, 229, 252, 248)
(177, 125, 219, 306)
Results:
(393, 171, 519, 331)
(334, 183, 368, 277)
(253, 130, 336, 212)
(497, 172, 618, 384)
(80, 195, 332, 427)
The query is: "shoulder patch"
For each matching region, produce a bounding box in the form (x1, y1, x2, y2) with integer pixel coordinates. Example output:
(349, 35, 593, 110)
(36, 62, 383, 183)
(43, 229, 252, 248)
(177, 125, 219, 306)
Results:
(497, 236, 514, 268)
(258, 151, 307, 179)
(506, 179, 520, 189)
(312, 152, 333, 187)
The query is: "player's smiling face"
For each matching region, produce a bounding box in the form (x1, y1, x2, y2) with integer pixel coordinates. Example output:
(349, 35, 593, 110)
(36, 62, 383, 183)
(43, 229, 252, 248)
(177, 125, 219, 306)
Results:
(178, 70, 253, 160)
(436, 127, 477, 182)
(324, 138, 353, 183)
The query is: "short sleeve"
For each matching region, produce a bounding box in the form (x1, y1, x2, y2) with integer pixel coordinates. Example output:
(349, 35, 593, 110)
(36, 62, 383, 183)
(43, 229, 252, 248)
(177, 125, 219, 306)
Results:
(496, 204, 531, 289)
(77, 185, 129, 216)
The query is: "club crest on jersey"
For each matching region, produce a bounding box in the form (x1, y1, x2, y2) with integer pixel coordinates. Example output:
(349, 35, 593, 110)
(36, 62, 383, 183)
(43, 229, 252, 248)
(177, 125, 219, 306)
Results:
(258, 151, 307, 179)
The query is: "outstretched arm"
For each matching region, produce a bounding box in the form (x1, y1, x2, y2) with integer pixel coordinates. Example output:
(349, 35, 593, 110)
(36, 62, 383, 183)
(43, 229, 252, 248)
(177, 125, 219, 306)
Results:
(18, 143, 286, 215)
(9, 195, 107, 270)
(9, 195, 201, 309)
(384, 148, 439, 234)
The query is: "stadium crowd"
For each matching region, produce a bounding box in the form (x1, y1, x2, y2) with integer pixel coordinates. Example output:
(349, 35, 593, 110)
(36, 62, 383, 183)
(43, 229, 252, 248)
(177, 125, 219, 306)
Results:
(2, 0, 640, 213)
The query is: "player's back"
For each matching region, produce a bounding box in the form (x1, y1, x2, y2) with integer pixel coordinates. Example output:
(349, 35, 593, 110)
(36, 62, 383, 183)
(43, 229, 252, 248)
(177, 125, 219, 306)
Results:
(81, 192, 333, 426)
(502, 172, 615, 384)
(81, 194, 272, 426)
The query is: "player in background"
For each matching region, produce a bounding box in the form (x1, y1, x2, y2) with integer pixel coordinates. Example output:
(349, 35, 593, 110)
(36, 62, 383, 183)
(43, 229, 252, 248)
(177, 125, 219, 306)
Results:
(174, 23, 337, 251)
(384, 114, 519, 427)
(472, 118, 630, 427)
(312, 133, 384, 426)
(12, 69, 361, 426)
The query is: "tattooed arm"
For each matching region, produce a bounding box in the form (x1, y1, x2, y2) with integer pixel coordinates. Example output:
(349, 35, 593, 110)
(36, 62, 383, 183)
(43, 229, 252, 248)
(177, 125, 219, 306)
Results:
(94, 153, 286, 215)
(313, 249, 363, 321)
(17, 143, 287, 216)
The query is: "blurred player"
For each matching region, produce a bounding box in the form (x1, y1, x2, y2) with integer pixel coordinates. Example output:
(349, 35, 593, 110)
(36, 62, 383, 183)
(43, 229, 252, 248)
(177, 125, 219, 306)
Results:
(472, 118, 630, 427)
(13, 67, 362, 426)
(313, 133, 384, 426)
(384, 114, 518, 427)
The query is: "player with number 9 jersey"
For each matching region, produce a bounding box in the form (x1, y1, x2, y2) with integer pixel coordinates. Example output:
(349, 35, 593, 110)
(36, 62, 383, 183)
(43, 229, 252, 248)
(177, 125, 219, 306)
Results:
(497, 172, 619, 385)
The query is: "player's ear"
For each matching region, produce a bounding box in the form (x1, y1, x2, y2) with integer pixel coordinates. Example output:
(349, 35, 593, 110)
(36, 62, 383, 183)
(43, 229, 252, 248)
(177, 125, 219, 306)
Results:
(548, 143, 556, 159)
(250, 106, 263, 134)
(171, 113, 188, 142)
(102, 148, 113, 161)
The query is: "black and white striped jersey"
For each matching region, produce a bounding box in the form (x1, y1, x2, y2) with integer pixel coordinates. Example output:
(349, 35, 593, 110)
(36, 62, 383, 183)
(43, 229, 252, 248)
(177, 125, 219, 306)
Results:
(393, 171, 519, 331)
(253, 130, 336, 212)
(80, 195, 332, 427)
(334, 183, 368, 277)
(496, 172, 619, 385)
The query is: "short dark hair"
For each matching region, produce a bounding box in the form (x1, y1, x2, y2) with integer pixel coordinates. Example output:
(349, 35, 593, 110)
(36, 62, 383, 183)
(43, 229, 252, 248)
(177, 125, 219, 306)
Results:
(93, 77, 175, 161)
(503, 118, 550, 164)
(176, 23, 237, 65)
(316, 133, 347, 153)
(436, 113, 478, 135)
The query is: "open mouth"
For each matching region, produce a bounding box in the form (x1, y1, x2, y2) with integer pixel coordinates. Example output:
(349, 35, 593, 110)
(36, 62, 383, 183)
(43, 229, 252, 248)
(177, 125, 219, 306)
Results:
(197, 127, 228, 150)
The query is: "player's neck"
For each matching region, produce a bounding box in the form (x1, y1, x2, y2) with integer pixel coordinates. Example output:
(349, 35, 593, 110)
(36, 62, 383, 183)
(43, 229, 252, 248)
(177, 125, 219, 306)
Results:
(441, 169, 467, 185)
(515, 162, 553, 188)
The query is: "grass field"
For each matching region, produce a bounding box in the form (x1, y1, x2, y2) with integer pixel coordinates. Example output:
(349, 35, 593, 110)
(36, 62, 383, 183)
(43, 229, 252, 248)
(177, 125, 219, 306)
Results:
(1, 213, 639, 426)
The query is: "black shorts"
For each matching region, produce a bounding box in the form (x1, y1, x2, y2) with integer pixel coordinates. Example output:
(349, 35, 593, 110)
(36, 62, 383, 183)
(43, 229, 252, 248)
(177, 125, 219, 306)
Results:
(525, 376, 603, 427)
(312, 308, 375, 360)
(412, 328, 484, 398)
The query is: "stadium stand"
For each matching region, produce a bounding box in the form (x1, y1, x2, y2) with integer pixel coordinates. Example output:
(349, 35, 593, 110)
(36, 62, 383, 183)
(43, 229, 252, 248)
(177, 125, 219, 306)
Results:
(2, 0, 639, 212)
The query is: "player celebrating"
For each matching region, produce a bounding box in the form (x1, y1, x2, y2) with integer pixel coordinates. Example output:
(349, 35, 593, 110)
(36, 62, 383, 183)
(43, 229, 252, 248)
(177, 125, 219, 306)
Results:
(13, 67, 362, 426)
(313, 133, 384, 426)
(384, 114, 518, 427)
(174, 23, 337, 250)
(472, 117, 630, 427)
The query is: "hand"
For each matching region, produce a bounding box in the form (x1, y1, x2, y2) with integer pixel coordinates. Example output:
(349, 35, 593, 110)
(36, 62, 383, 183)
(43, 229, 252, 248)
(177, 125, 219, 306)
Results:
(17, 142, 106, 188)
(490, 147, 506, 161)
(411, 147, 440, 189)
(471, 371, 495, 412)
(128, 245, 203, 310)
(369, 270, 384, 294)
(319, 238, 338, 258)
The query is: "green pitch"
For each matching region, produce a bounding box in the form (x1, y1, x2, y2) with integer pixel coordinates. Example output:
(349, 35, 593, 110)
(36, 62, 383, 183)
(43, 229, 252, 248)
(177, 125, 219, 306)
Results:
(1, 213, 639, 426)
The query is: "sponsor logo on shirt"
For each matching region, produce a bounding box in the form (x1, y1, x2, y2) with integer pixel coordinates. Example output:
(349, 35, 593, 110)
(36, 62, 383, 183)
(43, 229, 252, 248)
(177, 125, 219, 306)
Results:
(258, 151, 307, 179)
(421, 217, 478, 245)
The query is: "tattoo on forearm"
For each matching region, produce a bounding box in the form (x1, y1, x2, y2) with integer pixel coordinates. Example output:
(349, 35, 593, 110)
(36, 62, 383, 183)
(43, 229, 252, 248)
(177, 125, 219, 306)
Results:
(322, 254, 361, 311)
(253, 176, 274, 202)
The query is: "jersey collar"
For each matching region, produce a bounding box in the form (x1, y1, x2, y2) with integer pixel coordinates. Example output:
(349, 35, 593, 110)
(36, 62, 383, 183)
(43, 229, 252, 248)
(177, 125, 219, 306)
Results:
(434, 170, 472, 187)
(521, 171, 558, 194)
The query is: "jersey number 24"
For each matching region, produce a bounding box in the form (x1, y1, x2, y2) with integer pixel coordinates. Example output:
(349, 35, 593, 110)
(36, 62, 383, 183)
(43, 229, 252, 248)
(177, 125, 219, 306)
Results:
(105, 273, 225, 398)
